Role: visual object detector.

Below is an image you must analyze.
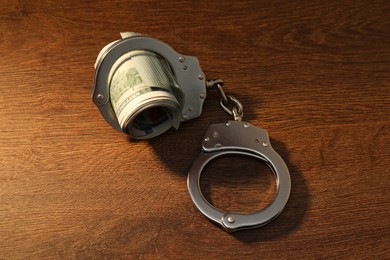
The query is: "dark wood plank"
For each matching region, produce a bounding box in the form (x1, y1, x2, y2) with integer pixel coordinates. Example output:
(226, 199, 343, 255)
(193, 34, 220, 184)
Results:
(0, 0, 389, 258)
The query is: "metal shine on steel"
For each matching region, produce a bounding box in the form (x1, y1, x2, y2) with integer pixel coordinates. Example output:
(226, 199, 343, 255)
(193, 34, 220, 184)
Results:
(187, 120, 291, 232)
(92, 33, 206, 139)
(92, 33, 291, 232)
(187, 79, 291, 232)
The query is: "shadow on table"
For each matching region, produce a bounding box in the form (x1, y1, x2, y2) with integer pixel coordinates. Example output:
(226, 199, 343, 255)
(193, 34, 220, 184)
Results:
(132, 93, 309, 242)
(229, 138, 309, 243)
(143, 91, 258, 178)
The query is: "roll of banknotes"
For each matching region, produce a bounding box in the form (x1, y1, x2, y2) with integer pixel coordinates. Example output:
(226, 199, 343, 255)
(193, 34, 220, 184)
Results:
(108, 50, 182, 138)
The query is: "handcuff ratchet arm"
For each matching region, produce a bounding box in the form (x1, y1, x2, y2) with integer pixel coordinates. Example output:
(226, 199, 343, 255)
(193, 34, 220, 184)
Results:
(187, 121, 291, 232)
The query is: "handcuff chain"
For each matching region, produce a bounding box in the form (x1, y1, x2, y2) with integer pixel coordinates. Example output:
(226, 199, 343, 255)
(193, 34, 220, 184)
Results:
(206, 79, 244, 121)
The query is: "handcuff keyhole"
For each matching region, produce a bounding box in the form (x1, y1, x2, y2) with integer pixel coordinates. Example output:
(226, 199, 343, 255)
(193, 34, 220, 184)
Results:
(200, 155, 277, 214)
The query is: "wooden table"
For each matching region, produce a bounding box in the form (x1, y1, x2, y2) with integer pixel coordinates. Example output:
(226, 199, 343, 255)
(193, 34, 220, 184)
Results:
(1, 0, 389, 258)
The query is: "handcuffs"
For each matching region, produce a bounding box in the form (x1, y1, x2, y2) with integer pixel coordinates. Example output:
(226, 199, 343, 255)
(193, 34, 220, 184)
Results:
(92, 33, 291, 232)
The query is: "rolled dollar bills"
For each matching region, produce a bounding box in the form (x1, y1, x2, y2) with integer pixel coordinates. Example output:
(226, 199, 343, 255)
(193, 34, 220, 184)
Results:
(109, 50, 182, 138)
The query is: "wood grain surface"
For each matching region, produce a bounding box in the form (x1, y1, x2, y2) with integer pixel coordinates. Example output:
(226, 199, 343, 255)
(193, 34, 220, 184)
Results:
(0, 0, 389, 258)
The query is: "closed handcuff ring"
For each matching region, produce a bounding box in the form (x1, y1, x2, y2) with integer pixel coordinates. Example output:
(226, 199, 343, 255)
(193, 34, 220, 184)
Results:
(187, 118, 291, 232)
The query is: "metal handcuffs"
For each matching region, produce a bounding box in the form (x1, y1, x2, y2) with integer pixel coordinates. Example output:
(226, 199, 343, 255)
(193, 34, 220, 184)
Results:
(92, 33, 291, 232)
(188, 120, 291, 232)
(188, 80, 290, 232)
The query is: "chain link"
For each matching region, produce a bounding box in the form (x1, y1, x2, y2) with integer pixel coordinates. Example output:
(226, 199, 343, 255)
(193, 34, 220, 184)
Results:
(206, 79, 244, 121)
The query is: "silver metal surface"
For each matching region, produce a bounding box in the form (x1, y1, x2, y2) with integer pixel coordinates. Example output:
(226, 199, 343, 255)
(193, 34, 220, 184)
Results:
(92, 33, 206, 137)
(187, 121, 291, 232)
(207, 80, 244, 122)
(216, 83, 228, 103)
(219, 96, 244, 121)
